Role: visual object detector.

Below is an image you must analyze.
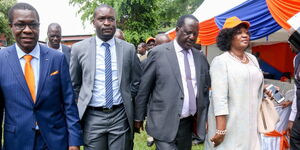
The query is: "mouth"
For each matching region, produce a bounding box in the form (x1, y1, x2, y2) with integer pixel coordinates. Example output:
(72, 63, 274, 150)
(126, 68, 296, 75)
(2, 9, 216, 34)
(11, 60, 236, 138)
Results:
(241, 40, 249, 45)
(21, 37, 35, 43)
(102, 28, 113, 34)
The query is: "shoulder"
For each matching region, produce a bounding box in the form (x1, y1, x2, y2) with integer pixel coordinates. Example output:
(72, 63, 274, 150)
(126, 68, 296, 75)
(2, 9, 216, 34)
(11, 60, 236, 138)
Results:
(115, 38, 135, 50)
(150, 41, 173, 55)
(40, 44, 64, 58)
(0, 44, 14, 56)
(62, 44, 71, 50)
(72, 37, 95, 49)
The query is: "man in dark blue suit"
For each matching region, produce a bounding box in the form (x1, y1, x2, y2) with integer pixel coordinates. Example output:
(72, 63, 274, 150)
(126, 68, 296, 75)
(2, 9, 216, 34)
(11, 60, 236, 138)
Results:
(0, 3, 82, 150)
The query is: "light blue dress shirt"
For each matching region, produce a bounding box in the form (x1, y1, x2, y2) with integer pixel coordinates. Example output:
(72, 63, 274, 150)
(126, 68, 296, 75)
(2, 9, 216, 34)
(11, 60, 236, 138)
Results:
(89, 37, 123, 107)
(16, 43, 40, 95)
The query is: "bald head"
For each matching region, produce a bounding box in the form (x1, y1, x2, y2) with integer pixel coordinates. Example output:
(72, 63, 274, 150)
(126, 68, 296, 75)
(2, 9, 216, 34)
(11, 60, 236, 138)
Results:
(47, 23, 62, 49)
(155, 34, 171, 46)
(114, 28, 125, 40)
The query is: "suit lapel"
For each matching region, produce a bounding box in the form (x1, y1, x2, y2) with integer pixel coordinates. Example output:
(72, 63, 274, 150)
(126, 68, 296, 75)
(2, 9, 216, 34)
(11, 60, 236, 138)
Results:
(115, 38, 124, 87)
(36, 44, 50, 103)
(191, 48, 201, 98)
(6, 45, 34, 104)
(166, 42, 184, 92)
(90, 37, 97, 86)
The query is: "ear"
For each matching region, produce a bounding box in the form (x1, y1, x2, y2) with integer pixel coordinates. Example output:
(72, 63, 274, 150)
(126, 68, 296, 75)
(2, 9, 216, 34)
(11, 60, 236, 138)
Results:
(176, 26, 180, 32)
(9, 24, 13, 28)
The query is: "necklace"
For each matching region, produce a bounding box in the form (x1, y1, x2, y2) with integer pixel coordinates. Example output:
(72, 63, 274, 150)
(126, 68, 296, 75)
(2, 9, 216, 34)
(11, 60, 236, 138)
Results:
(229, 51, 248, 63)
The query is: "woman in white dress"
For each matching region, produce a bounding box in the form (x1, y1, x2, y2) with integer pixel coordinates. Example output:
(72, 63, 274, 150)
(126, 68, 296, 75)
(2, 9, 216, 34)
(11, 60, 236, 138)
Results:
(205, 16, 264, 150)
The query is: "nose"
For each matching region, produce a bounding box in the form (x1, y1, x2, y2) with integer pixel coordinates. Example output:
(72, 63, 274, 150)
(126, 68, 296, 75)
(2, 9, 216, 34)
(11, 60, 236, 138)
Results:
(23, 25, 33, 33)
(104, 19, 111, 25)
(241, 32, 249, 38)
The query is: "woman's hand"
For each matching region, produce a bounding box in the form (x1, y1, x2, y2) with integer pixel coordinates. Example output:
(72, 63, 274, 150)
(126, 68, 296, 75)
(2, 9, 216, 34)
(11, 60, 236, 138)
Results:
(210, 134, 225, 147)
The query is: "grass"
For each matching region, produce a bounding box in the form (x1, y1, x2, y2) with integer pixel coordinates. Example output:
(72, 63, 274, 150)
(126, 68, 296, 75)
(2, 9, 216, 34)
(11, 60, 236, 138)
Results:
(133, 130, 204, 150)
(80, 130, 204, 150)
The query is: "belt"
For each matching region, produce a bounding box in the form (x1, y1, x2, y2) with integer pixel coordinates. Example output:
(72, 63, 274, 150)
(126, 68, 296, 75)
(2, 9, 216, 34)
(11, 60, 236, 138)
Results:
(87, 104, 123, 112)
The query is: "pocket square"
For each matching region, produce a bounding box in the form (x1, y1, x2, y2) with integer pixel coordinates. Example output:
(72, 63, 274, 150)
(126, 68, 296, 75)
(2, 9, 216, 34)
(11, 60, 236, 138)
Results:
(50, 71, 59, 76)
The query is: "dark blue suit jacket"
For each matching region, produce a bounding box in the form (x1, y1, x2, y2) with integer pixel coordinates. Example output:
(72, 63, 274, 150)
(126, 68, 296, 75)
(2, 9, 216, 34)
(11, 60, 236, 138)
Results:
(0, 44, 82, 150)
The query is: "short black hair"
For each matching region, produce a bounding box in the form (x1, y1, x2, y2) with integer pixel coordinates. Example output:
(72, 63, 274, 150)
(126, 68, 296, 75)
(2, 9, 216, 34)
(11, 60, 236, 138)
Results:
(93, 4, 115, 19)
(176, 14, 199, 28)
(217, 24, 250, 51)
(8, 3, 39, 24)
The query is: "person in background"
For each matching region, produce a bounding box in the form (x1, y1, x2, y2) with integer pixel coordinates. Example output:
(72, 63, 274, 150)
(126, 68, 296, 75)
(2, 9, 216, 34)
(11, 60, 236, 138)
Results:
(70, 4, 141, 150)
(137, 42, 147, 61)
(205, 16, 263, 150)
(155, 33, 171, 46)
(114, 28, 125, 40)
(135, 14, 210, 150)
(145, 36, 155, 50)
(290, 34, 300, 149)
(0, 3, 82, 150)
(47, 23, 71, 64)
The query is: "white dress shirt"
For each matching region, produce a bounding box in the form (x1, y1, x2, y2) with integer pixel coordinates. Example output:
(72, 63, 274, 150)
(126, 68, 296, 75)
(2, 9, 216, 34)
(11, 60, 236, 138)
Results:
(89, 37, 123, 107)
(47, 43, 63, 53)
(16, 43, 40, 95)
(174, 40, 197, 118)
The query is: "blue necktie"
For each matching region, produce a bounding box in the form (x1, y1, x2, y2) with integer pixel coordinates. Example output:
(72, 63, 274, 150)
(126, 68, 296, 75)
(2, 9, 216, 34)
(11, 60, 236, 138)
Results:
(102, 42, 113, 109)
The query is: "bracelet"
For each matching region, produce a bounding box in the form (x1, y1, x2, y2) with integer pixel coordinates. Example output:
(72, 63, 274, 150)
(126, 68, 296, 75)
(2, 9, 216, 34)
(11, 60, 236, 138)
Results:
(216, 129, 227, 135)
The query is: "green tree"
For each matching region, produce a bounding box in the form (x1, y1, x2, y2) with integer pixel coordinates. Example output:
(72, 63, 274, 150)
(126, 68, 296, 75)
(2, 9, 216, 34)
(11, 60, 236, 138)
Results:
(0, 0, 16, 46)
(69, 0, 203, 45)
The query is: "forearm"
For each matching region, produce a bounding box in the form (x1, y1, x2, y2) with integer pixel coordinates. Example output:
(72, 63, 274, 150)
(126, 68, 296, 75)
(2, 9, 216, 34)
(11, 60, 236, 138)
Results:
(215, 115, 227, 130)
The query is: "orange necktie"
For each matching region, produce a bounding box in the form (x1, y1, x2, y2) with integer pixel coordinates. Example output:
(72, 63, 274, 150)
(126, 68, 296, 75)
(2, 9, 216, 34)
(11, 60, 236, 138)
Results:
(24, 55, 36, 102)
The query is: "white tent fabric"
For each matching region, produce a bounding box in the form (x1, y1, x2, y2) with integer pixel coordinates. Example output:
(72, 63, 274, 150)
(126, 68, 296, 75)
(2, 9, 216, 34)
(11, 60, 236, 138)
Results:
(166, 0, 247, 34)
(192, 0, 247, 22)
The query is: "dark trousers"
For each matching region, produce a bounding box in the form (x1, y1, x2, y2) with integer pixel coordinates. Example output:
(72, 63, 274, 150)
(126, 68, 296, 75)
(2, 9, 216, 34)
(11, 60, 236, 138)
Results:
(291, 117, 300, 150)
(83, 105, 131, 150)
(155, 116, 193, 150)
(34, 130, 48, 150)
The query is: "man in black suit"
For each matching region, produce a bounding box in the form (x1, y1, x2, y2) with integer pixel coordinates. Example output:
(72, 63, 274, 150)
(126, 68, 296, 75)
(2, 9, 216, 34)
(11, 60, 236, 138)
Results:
(134, 14, 210, 150)
(47, 23, 71, 64)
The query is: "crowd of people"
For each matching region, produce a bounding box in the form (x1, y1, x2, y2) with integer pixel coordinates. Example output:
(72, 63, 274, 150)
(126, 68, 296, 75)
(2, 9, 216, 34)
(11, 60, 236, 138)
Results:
(1, 2, 300, 150)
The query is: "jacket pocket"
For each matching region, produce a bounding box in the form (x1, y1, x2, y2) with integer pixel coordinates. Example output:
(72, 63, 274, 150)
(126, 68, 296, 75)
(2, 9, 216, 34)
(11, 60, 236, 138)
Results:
(4, 124, 16, 134)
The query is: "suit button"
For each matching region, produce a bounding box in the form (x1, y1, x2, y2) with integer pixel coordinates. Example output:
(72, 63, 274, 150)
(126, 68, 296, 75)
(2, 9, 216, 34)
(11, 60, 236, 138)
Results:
(180, 97, 184, 100)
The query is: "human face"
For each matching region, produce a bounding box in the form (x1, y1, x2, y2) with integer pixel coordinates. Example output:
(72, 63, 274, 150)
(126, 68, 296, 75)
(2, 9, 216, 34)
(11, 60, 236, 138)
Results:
(231, 27, 250, 51)
(137, 44, 146, 55)
(93, 7, 116, 41)
(147, 41, 155, 50)
(10, 9, 39, 53)
(47, 27, 61, 49)
(176, 18, 199, 50)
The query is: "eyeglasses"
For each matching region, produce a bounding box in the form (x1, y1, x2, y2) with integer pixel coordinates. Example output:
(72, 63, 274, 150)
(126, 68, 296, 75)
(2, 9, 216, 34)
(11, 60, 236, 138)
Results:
(13, 23, 40, 30)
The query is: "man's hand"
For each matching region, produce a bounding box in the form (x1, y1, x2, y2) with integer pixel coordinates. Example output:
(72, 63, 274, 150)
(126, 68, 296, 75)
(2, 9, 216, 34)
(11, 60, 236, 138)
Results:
(134, 121, 144, 133)
(69, 146, 80, 150)
(287, 121, 294, 137)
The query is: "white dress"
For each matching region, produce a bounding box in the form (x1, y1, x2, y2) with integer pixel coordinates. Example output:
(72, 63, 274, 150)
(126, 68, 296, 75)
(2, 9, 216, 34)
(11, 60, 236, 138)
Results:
(204, 52, 263, 150)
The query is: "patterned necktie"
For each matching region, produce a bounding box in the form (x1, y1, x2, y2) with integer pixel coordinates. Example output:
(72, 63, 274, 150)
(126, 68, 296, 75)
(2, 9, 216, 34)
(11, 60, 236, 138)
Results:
(24, 55, 36, 102)
(102, 42, 113, 109)
(182, 50, 196, 115)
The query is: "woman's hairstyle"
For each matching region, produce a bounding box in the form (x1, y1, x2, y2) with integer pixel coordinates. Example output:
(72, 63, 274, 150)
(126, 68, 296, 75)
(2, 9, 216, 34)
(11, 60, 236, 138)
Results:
(216, 24, 250, 51)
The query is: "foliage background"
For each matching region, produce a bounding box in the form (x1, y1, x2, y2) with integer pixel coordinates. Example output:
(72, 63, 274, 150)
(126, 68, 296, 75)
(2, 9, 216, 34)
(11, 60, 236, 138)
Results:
(0, 0, 16, 46)
(69, 0, 204, 45)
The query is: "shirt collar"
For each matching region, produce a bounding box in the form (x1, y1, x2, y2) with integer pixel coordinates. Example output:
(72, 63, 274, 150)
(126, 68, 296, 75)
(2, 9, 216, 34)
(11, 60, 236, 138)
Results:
(47, 42, 62, 51)
(16, 43, 40, 60)
(95, 36, 116, 48)
(174, 39, 191, 53)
